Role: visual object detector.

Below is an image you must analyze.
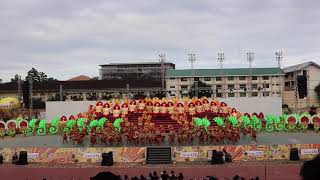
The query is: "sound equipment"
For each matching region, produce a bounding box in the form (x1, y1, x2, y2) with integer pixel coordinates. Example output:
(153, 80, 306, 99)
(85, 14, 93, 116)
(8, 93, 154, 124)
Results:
(12, 154, 18, 164)
(289, 148, 299, 161)
(101, 152, 113, 166)
(297, 75, 308, 98)
(16, 151, 28, 165)
(0, 154, 3, 164)
(211, 150, 224, 164)
(225, 153, 232, 163)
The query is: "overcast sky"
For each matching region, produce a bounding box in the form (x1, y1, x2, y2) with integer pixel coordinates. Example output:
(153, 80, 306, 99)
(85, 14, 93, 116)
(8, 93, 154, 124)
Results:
(1, 0, 320, 82)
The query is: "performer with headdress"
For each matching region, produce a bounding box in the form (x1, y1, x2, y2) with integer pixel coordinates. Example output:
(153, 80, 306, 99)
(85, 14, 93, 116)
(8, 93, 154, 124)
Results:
(60, 116, 67, 122)
(113, 104, 121, 119)
(168, 102, 175, 114)
(195, 100, 204, 115)
(220, 102, 229, 117)
(121, 102, 129, 117)
(202, 98, 210, 112)
(146, 100, 154, 113)
(210, 101, 219, 116)
(95, 101, 104, 118)
(102, 102, 111, 118)
(153, 102, 161, 115)
(160, 102, 168, 115)
(176, 102, 185, 114)
(188, 102, 196, 116)
(138, 99, 146, 112)
(128, 100, 137, 114)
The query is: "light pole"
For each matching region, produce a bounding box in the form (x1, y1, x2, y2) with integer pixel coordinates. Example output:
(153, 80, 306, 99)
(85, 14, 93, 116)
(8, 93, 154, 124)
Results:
(188, 53, 196, 96)
(159, 53, 166, 93)
(275, 51, 283, 97)
(247, 51, 254, 97)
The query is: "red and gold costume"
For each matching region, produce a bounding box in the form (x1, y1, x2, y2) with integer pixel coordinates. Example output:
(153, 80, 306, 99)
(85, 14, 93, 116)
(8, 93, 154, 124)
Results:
(195, 100, 203, 115)
(121, 103, 129, 117)
(168, 102, 175, 114)
(138, 99, 146, 112)
(220, 102, 229, 116)
(188, 102, 196, 116)
(160, 102, 168, 115)
(129, 100, 137, 113)
(176, 103, 185, 114)
(202, 99, 210, 112)
(113, 105, 121, 119)
(153, 102, 160, 114)
(146, 101, 153, 113)
(102, 102, 111, 118)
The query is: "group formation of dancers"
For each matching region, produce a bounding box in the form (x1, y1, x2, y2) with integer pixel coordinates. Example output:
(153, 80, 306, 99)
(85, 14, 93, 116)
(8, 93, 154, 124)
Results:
(62, 103, 257, 146)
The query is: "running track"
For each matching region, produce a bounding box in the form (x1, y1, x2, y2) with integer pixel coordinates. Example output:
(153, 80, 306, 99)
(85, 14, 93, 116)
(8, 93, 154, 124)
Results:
(0, 163, 301, 180)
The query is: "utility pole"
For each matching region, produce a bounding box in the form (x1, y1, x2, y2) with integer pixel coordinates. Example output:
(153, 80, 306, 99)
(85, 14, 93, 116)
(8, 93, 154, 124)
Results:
(188, 53, 196, 96)
(275, 51, 283, 97)
(159, 54, 166, 93)
(247, 51, 254, 97)
(17, 75, 22, 107)
(59, 85, 63, 101)
(29, 76, 33, 119)
(218, 52, 225, 98)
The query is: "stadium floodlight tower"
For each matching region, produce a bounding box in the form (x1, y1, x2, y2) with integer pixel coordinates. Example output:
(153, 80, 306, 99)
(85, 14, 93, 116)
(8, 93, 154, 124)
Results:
(275, 51, 283, 97)
(218, 52, 225, 98)
(159, 53, 166, 92)
(247, 51, 254, 97)
(188, 53, 196, 94)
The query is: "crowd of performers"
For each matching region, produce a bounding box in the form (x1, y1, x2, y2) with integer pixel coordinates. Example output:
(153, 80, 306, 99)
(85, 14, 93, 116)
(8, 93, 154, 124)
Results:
(62, 97, 257, 146)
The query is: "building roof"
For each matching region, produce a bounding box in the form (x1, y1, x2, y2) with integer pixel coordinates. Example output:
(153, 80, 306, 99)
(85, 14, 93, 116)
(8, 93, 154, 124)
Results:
(67, 75, 92, 81)
(100, 62, 175, 66)
(166, 68, 282, 77)
(282, 61, 320, 73)
(0, 80, 162, 92)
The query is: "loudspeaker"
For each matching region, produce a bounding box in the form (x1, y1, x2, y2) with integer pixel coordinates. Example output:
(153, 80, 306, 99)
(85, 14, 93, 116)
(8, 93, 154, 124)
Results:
(0, 154, 3, 164)
(225, 153, 232, 163)
(211, 150, 224, 164)
(297, 76, 307, 99)
(290, 148, 299, 161)
(101, 152, 113, 166)
(17, 151, 28, 165)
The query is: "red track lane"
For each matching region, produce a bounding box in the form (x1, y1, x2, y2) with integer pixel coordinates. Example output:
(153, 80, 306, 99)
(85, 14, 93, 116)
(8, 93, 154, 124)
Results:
(0, 164, 301, 180)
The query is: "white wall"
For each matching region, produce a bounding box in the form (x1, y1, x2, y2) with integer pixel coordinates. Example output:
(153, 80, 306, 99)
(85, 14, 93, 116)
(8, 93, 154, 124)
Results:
(46, 97, 282, 120)
(217, 97, 282, 115)
(46, 101, 96, 121)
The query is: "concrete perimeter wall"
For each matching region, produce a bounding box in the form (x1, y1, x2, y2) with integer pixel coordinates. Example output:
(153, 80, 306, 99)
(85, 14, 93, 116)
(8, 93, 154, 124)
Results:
(46, 97, 282, 120)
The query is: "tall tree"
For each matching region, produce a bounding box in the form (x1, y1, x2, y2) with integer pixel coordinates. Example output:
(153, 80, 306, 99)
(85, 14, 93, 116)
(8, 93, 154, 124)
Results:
(25, 68, 56, 82)
(11, 74, 21, 82)
(26, 68, 40, 82)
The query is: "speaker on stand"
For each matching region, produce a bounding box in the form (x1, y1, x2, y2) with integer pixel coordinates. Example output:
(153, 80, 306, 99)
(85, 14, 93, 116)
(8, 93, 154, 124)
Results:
(17, 151, 28, 165)
(101, 152, 113, 166)
(290, 148, 300, 161)
(211, 150, 224, 164)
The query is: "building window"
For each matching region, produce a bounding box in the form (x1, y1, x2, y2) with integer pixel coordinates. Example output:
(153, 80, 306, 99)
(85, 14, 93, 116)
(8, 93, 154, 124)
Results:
(240, 92, 247, 97)
(181, 85, 188, 89)
(170, 94, 175, 97)
(228, 84, 235, 90)
(170, 86, 175, 89)
(227, 76, 234, 81)
(204, 77, 211, 81)
(216, 77, 222, 81)
(216, 93, 222, 97)
(181, 78, 188, 82)
(252, 84, 258, 89)
(251, 92, 258, 97)
(239, 84, 246, 90)
(262, 76, 269, 80)
(194, 77, 199, 81)
(239, 76, 246, 80)
(228, 93, 235, 97)
(216, 85, 222, 90)
(252, 76, 258, 80)
(263, 84, 270, 88)
(169, 77, 175, 80)
(263, 92, 270, 96)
